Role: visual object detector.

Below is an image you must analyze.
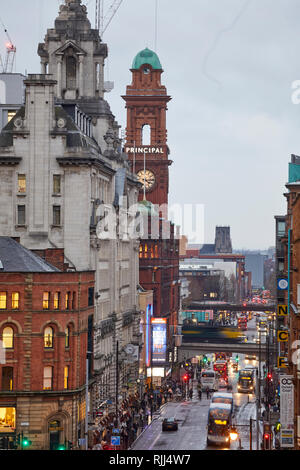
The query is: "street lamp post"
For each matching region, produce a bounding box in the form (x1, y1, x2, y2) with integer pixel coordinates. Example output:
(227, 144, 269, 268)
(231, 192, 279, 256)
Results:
(85, 351, 92, 451)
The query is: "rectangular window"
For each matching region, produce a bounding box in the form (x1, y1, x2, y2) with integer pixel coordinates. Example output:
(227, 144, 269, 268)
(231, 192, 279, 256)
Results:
(0, 293, 7, 310)
(64, 366, 69, 390)
(17, 205, 25, 225)
(72, 292, 76, 310)
(53, 206, 61, 226)
(1, 368, 13, 392)
(11, 292, 19, 310)
(53, 175, 61, 195)
(7, 111, 16, 123)
(43, 292, 50, 310)
(65, 292, 71, 310)
(53, 292, 60, 310)
(43, 367, 52, 390)
(297, 284, 300, 306)
(88, 287, 94, 306)
(18, 174, 26, 193)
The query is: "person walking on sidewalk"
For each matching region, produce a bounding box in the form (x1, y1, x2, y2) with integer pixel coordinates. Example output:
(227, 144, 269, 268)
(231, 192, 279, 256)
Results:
(198, 388, 202, 400)
(206, 387, 211, 399)
(189, 388, 193, 400)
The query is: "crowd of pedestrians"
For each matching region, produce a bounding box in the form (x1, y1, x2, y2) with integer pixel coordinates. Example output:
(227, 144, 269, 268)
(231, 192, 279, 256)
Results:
(91, 380, 184, 450)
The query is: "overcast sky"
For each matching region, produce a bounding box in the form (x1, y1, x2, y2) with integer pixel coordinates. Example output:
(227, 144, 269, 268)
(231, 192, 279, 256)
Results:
(1, 0, 300, 250)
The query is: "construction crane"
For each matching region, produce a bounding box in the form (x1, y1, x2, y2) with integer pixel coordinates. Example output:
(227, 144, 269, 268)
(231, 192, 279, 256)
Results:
(95, 0, 124, 38)
(0, 18, 16, 74)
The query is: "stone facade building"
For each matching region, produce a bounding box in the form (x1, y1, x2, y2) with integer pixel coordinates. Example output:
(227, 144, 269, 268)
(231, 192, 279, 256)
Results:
(0, 0, 141, 441)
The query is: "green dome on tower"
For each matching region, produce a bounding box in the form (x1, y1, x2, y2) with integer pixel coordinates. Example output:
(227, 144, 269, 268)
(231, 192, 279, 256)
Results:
(132, 48, 162, 70)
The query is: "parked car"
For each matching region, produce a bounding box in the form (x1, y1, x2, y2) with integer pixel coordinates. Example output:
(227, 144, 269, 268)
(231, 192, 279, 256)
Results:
(162, 417, 178, 431)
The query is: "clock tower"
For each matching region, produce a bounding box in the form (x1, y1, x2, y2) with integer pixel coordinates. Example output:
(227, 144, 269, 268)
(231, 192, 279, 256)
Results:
(122, 48, 172, 206)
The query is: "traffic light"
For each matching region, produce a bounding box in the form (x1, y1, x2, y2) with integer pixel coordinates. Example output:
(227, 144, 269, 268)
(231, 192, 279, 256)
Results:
(266, 372, 273, 382)
(203, 355, 207, 364)
(235, 355, 239, 363)
(263, 423, 272, 450)
(57, 444, 66, 450)
(22, 436, 32, 448)
(263, 432, 271, 450)
(183, 374, 189, 382)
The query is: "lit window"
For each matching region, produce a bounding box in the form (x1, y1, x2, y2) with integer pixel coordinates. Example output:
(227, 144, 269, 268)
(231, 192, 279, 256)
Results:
(43, 292, 50, 310)
(144, 244, 148, 259)
(18, 174, 26, 193)
(65, 292, 71, 310)
(53, 292, 60, 310)
(53, 175, 61, 195)
(44, 327, 53, 348)
(7, 111, 16, 123)
(0, 293, 7, 310)
(17, 205, 25, 225)
(64, 366, 69, 390)
(139, 245, 143, 259)
(11, 292, 19, 310)
(43, 367, 53, 390)
(2, 327, 13, 349)
(65, 326, 70, 348)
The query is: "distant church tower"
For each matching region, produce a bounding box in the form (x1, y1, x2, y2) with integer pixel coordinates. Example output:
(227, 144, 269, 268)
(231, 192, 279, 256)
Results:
(122, 48, 172, 206)
(215, 226, 233, 254)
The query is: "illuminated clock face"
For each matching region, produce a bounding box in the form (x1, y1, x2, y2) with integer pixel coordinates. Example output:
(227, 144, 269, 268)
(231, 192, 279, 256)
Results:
(137, 169, 156, 190)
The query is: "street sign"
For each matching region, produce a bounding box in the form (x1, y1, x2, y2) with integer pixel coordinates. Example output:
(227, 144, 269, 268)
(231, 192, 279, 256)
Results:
(111, 436, 120, 446)
(281, 429, 294, 448)
(277, 330, 289, 342)
(280, 375, 294, 448)
(278, 356, 288, 368)
(278, 279, 288, 290)
(277, 305, 288, 316)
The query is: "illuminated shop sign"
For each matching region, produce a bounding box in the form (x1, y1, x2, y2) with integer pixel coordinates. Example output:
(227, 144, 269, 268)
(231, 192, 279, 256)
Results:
(151, 318, 167, 363)
(146, 304, 153, 367)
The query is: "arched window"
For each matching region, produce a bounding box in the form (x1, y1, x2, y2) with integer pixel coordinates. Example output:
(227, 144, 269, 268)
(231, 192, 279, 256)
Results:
(2, 327, 13, 349)
(66, 56, 77, 90)
(141, 124, 151, 145)
(44, 327, 54, 349)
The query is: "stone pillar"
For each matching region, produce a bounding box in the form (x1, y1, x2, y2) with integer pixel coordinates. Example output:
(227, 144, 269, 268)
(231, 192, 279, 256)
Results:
(57, 57, 63, 99)
(78, 55, 84, 98)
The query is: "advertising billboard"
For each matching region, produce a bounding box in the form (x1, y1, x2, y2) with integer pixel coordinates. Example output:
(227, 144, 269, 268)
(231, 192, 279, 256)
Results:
(151, 318, 167, 364)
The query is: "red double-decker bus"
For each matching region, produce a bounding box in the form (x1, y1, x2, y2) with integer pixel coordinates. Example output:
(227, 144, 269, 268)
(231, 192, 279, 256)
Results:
(237, 316, 247, 331)
(213, 360, 228, 381)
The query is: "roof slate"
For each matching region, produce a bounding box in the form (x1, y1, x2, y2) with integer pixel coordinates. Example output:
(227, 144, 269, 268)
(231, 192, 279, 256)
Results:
(0, 237, 60, 272)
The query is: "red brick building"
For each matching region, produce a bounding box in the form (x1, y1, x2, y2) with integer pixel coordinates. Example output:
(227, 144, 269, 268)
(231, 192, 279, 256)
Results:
(123, 49, 180, 372)
(0, 237, 94, 450)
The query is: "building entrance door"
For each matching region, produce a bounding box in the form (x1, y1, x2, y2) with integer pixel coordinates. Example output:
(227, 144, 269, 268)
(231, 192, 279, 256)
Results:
(49, 420, 61, 450)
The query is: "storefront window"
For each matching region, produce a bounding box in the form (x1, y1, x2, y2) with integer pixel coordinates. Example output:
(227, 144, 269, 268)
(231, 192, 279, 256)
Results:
(0, 407, 16, 433)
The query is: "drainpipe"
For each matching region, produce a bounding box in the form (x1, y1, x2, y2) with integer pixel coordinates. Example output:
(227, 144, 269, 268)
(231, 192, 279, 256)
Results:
(288, 228, 291, 318)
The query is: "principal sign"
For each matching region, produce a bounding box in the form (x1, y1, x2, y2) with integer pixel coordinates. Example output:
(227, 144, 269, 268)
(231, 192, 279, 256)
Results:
(126, 146, 164, 154)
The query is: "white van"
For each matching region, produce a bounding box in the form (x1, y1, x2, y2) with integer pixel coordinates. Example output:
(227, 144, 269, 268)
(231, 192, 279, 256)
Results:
(201, 370, 219, 392)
